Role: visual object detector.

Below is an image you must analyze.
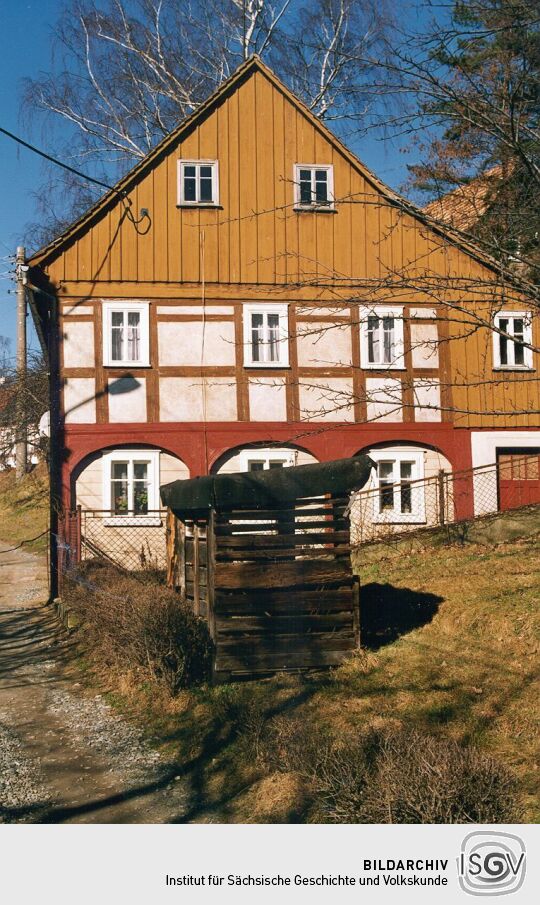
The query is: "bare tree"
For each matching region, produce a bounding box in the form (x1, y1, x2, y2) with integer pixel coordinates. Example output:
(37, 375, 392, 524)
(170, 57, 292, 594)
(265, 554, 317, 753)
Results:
(0, 353, 49, 471)
(22, 0, 390, 246)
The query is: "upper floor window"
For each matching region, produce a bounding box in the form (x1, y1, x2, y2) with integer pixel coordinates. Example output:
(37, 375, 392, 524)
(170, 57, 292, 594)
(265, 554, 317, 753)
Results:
(177, 160, 219, 206)
(103, 302, 149, 367)
(294, 164, 334, 210)
(493, 311, 533, 369)
(359, 306, 405, 369)
(102, 449, 161, 526)
(243, 304, 289, 367)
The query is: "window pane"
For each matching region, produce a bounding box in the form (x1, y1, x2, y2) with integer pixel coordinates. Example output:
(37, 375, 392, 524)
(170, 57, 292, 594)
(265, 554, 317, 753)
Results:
(183, 175, 196, 201)
(199, 165, 212, 178)
(513, 318, 524, 335)
(267, 313, 280, 362)
(269, 461, 285, 468)
(379, 482, 394, 511)
(499, 335, 508, 365)
(367, 315, 379, 363)
(400, 482, 412, 513)
(299, 170, 312, 204)
(184, 165, 196, 177)
(315, 170, 328, 203)
(400, 462, 412, 479)
(111, 326, 123, 360)
(127, 311, 140, 361)
(112, 462, 128, 480)
(111, 312, 124, 326)
(133, 480, 148, 514)
(382, 316, 394, 363)
(199, 176, 213, 202)
(133, 462, 147, 481)
(379, 462, 393, 479)
(251, 313, 263, 362)
(248, 461, 265, 471)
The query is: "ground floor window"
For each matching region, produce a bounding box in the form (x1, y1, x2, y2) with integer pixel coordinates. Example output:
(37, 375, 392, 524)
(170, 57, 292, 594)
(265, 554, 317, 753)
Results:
(369, 449, 425, 523)
(102, 449, 160, 525)
(238, 449, 297, 472)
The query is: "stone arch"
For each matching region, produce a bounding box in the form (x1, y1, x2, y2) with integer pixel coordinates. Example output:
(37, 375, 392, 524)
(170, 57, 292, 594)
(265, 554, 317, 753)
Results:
(210, 441, 319, 475)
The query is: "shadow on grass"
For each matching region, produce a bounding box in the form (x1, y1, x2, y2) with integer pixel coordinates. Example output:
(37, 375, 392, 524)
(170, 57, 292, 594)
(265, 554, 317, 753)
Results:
(360, 582, 443, 649)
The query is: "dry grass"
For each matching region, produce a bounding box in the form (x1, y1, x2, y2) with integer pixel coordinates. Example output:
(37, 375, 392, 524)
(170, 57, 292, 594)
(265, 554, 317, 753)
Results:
(78, 526, 539, 823)
(0, 464, 49, 551)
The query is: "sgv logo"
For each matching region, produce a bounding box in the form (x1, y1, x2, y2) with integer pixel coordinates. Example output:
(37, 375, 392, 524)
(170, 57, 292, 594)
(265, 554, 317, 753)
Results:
(458, 831, 526, 896)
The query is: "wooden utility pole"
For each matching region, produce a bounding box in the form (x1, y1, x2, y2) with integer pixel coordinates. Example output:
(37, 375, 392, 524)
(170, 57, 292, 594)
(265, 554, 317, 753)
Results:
(15, 245, 27, 480)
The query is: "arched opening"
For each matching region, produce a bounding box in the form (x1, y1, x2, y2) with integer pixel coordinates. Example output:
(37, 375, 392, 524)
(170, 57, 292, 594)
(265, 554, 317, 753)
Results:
(351, 440, 453, 543)
(210, 442, 319, 475)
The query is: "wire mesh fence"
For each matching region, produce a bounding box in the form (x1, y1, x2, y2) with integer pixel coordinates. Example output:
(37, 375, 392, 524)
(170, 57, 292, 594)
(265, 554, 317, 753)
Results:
(56, 455, 540, 579)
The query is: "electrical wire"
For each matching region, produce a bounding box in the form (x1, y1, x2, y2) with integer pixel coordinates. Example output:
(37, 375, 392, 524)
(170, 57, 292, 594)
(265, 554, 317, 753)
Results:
(0, 125, 122, 196)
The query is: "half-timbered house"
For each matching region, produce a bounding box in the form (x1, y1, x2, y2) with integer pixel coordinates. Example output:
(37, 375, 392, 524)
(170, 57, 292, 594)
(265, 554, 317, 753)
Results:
(26, 56, 539, 574)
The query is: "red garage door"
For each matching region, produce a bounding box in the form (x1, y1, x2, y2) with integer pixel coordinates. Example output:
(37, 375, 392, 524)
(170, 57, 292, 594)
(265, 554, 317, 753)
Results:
(497, 449, 540, 511)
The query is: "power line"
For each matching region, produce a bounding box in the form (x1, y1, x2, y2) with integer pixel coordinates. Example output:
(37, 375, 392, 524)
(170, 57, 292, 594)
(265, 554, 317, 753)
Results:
(0, 125, 123, 196)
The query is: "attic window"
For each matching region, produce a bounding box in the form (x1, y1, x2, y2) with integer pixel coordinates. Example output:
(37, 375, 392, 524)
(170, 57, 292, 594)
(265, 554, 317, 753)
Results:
(294, 164, 334, 210)
(177, 160, 219, 206)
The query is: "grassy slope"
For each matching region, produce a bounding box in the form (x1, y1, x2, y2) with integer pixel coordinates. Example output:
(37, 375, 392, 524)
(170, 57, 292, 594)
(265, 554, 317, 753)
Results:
(115, 529, 539, 823)
(0, 464, 49, 551)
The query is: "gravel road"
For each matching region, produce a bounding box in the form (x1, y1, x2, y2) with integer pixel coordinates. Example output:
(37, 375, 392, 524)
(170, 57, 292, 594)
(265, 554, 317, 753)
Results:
(0, 541, 190, 823)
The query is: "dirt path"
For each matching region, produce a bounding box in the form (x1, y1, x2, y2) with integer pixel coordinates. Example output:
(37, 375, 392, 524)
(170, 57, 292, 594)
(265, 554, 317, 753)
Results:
(0, 542, 191, 824)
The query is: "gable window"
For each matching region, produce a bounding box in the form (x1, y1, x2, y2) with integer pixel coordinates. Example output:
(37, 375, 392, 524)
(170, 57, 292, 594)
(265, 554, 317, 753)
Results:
(243, 304, 289, 367)
(493, 311, 533, 369)
(103, 302, 149, 367)
(369, 450, 425, 524)
(103, 450, 160, 525)
(177, 160, 219, 205)
(360, 306, 405, 369)
(294, 164, 334, 209)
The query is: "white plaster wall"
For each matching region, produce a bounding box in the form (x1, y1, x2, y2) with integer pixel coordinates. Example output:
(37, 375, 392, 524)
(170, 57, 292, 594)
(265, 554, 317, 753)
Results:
(296, 322, 352, 367)
(62, 321, 95, 368)
(410, 308, 437, 319)
(62, 304, 94, 315)
(107, 377, 147, 422)
(158, 321, 236, 366)
(248, 378, 287, 421)
(157, 305, 234, 315)
(296, 306, 350, 317)
(215, 446, 317, 474)
(351, 445, 453, 542)
(63, 378, 96, 423)
(365, 378, 403, 422)
(413, 379, 441, 422)
(159, 377, 237, 421)
(410, 323, 439, 368)
(299, 378, 355, 421)
(471, 430, 540, 515)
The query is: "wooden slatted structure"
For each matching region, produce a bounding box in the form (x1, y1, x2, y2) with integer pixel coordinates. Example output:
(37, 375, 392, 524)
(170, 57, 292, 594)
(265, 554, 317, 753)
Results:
(166, 495, 359, 682)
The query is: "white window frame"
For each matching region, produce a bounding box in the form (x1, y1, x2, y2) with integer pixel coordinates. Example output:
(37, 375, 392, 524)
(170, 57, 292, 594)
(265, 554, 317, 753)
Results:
(359, 305, 405, 370)
(238, 448, 296, 472)
(293, 164, 335, 210)
(492, 310, 533, 370)
(102, 449, 161, 526)
(243, 303, 290, 368)
(177, 159, 219, 206)
(368, 448, 425, 524)
(102, 302, 150, 368)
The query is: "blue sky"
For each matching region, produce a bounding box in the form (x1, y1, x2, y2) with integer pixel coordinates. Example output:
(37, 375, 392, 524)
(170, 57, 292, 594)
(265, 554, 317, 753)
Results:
(0, 0, 429, 355)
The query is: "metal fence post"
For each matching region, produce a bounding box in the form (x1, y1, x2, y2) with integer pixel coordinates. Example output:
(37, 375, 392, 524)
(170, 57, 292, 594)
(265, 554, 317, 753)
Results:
(438, 470, 446, 526)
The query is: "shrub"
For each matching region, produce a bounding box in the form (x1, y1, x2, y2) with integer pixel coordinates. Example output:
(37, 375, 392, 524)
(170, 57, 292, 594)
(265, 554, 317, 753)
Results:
(64, 560, 212, 693)
(257, 719, 520, 824)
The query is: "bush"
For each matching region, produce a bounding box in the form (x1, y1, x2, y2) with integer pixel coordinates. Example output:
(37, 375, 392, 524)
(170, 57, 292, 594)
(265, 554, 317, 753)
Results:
(64, 560, 212, 693)
(257, 719, 520, 824)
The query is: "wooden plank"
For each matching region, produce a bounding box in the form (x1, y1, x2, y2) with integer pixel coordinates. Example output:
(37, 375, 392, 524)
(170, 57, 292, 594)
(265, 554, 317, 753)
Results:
(214, 559, 351, 590)
(193, 523, 200, 615)
(216, 502, 349, 520)
(215, 517, 349, 535)
(214, 586, 354, 615)
(215, 613, 353, 634)
(216, 530, 350, 549)
(216, 547, 351, 563)
(218, 634, 355, 655)
(215, 647, 353, 673)
(186, 564, 207, 587)
(207, 509, 216, 645)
